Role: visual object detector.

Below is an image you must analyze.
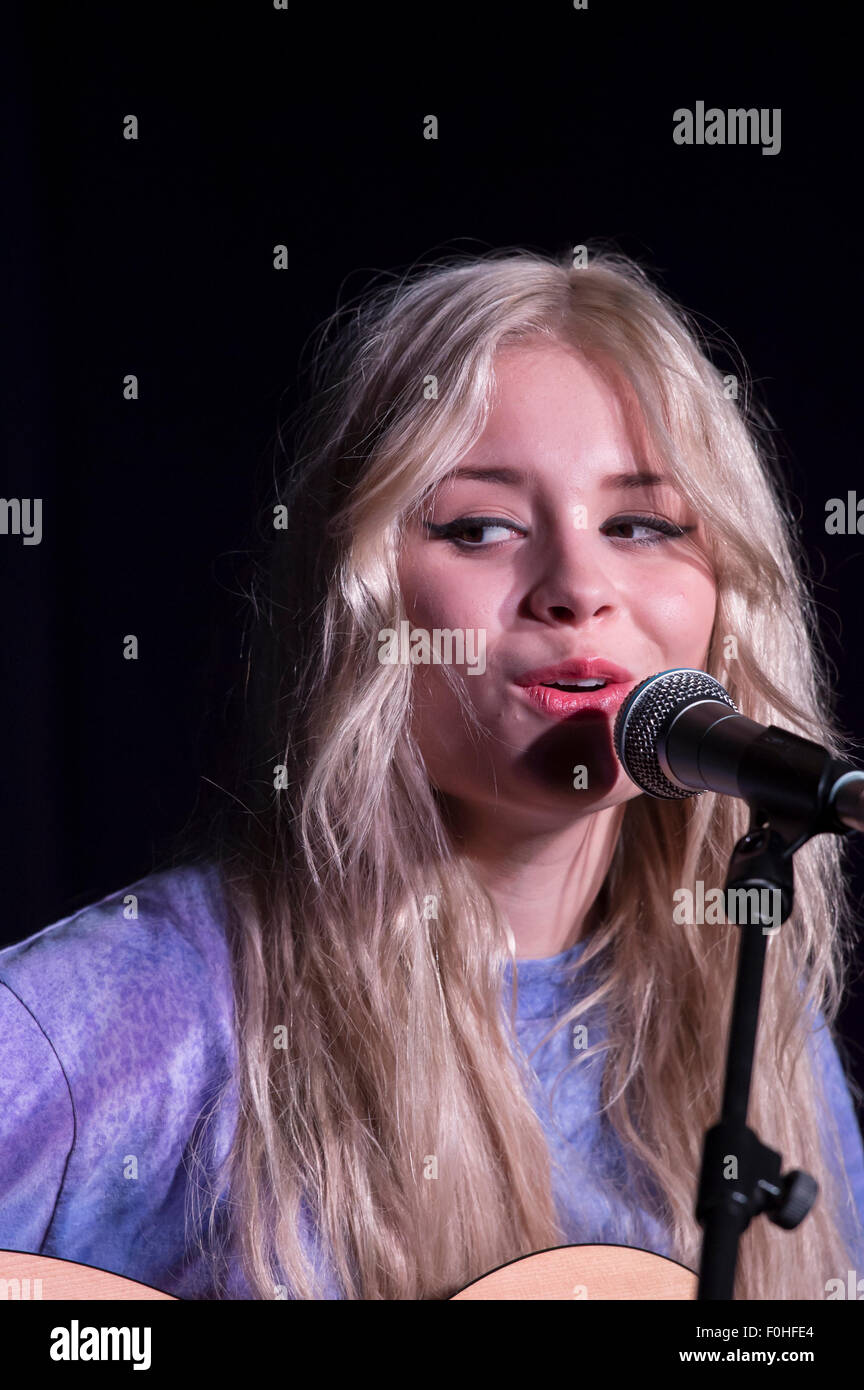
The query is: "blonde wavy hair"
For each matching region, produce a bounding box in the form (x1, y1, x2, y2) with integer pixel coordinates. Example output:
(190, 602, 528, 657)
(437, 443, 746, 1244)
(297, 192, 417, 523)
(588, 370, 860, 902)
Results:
(188, 246, 864, 1300)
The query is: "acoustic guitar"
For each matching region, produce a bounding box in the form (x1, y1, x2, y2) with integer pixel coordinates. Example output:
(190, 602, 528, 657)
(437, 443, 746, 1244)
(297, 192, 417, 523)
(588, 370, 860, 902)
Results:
(1, 1245, 697, 1300)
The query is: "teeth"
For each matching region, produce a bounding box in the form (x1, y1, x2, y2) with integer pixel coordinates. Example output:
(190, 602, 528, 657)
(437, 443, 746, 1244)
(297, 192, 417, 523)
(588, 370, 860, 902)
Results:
(546, 679, 607, 690)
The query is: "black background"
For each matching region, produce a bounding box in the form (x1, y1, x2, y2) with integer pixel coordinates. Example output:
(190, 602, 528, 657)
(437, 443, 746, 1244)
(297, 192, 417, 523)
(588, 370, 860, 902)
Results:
(3, 4, 863, 1102)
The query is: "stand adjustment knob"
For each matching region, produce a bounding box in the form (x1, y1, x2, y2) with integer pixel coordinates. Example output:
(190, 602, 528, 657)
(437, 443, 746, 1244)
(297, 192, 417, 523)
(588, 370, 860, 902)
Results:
(767, 1169, 818, 1230)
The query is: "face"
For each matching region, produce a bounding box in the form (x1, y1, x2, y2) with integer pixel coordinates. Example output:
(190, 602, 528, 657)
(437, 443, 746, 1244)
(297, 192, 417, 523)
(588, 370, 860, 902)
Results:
(396, 342, 717, 830)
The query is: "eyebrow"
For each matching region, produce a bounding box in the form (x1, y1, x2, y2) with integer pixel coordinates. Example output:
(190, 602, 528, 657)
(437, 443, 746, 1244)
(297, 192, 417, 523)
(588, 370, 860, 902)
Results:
(444, 465, 670, 490)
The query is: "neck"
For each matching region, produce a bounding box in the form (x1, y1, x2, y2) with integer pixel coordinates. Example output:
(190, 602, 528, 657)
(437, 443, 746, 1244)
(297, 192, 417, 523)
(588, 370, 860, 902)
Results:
(446, 798, 625, 959)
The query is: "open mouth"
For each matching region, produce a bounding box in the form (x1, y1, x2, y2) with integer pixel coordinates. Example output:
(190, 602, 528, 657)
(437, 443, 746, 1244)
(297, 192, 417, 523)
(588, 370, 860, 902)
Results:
(517, 677, 634, 719)
(541, 679, 608, 690)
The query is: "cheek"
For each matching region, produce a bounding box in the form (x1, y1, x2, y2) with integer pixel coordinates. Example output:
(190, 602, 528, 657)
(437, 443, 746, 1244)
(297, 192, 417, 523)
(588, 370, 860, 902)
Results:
(642, 569, 717, 653)
(399, 553, 498, 631)
(397, 556, 491, 705)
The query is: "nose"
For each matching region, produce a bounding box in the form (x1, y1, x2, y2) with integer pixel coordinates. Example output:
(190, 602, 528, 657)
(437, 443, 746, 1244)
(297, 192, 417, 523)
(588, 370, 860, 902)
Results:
(523, 528, 621, 626)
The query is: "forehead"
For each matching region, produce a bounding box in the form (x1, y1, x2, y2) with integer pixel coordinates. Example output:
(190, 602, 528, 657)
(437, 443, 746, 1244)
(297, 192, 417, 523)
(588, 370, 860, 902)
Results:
(470, 342, 651, 471)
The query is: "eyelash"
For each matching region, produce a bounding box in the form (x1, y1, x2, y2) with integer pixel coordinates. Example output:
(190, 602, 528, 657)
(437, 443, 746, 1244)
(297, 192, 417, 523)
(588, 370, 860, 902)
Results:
(423, 514, 695, 551)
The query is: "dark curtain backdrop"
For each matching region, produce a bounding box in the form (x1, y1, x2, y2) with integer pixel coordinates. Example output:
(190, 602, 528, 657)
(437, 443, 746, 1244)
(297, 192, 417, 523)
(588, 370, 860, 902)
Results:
(3, 5, 862, 1099)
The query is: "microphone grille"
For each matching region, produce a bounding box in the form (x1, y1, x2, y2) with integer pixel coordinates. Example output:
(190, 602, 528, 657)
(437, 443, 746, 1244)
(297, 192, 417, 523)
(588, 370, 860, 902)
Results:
(613, 668, 738, 798)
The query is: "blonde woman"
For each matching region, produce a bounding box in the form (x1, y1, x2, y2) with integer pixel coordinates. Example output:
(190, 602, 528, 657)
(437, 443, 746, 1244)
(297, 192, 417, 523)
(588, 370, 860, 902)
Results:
(1, 248, 862, 1301)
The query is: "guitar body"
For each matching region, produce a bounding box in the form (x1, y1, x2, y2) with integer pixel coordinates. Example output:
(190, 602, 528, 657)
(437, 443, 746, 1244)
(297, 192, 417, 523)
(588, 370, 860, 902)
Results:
(450, 1244, 697, 1299)
(0, 1250, 177, 1300)
(2, 1244, 696, 1300)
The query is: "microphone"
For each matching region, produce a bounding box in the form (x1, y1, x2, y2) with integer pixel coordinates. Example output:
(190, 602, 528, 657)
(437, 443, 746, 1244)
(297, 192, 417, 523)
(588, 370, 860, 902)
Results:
(612, 668, 864, 835)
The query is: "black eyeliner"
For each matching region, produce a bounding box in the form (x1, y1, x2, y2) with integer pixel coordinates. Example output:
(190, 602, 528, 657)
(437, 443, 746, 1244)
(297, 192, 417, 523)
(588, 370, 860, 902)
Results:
(422, 515, 517, 536)
(611, 514, 695, 538)
(423, 514, 695, 541)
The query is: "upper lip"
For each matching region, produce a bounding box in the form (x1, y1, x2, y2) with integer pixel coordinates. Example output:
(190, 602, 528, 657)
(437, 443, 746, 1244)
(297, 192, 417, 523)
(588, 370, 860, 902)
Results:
(515, 656, 635, 687)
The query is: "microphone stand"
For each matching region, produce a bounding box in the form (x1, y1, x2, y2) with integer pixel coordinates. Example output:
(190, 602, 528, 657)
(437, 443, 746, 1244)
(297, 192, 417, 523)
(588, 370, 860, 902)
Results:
(695, 749, 856, 1300)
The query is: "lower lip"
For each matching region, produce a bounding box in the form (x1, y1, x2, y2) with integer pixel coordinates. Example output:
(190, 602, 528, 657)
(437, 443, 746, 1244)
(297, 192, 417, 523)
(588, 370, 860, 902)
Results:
(516, 681, 636, 719)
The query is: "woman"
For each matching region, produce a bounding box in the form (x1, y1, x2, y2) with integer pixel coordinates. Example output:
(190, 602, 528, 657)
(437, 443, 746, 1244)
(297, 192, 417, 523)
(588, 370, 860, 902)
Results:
(1, 248, 862, 1301)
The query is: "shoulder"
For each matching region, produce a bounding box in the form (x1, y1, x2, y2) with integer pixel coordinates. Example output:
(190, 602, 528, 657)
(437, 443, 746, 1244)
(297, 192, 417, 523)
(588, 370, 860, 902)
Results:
(0, 860, 236, 1076)
(0, 860, 239, 1276)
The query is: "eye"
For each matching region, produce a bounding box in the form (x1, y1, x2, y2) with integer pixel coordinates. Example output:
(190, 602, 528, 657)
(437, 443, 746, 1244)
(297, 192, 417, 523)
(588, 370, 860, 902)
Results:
(603, 514, 694, 546)
(422, 515, 525, 549)
(421, 512, 695, 552)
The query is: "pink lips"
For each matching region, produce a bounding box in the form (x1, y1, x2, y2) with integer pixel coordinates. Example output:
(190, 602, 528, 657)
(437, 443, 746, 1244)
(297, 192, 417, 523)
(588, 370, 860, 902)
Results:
(515, 656, 635, 687)
(514, 655, 637, 720)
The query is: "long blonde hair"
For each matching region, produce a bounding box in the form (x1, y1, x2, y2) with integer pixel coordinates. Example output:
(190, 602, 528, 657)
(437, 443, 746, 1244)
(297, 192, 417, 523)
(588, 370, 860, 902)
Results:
(189, 246, 863, 1299)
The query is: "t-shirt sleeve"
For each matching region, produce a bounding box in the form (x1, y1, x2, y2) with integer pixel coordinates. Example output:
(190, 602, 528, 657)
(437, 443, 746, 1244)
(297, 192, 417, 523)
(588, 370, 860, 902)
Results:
(0, 978, 75, 1254)
(809, 1009, 864, 1266)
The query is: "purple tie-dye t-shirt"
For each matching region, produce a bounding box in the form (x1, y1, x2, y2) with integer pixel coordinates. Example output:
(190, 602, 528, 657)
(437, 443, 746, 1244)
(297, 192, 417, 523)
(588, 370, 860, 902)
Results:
(1, 861, 862, 1298)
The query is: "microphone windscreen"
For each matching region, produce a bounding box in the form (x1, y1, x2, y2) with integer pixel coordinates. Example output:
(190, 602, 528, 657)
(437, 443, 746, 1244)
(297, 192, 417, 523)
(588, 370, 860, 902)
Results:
(613, 668, 737, 798)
